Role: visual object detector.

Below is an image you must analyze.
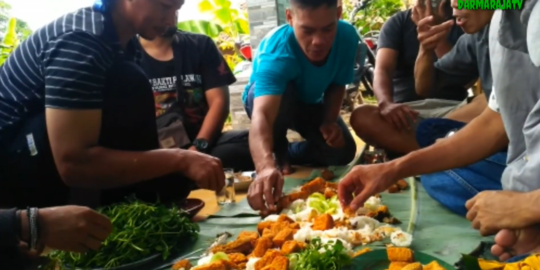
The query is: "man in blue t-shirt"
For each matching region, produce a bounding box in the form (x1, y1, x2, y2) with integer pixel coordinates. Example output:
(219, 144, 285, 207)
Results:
(243, 0, 359, 212)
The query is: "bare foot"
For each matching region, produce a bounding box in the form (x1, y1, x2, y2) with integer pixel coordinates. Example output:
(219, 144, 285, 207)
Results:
(491, 226, 540, 261)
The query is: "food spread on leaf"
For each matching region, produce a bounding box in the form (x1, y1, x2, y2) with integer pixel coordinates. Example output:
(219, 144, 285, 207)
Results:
(172, 178, 413, 270)
(476, 253, 540, 270)
(384, 247, 448, 270)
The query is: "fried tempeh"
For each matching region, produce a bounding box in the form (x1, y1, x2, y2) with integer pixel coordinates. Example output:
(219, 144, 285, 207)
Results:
(423, 261, 447, 270)
(401, 262, 422, 270)
(387, 247, 414, 262)
(211, 237, 254, 255)
(272, 227, 294, 248)
(301, 177, 326, 194)
(228, 253, 248, 265)
(281, 240, 306, 255)
(250, 236, 273, 258)
(237, 231, 259, 241)
(388, 262, 410, 270)
(172, 259, 192, 270)
(257, 221, 274, 235)
(254, 249, 282, 270)
(312, 213, 335, 231)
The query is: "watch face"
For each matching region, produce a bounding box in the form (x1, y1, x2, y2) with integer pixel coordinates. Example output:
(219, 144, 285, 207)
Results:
(195, 139, 208, 149)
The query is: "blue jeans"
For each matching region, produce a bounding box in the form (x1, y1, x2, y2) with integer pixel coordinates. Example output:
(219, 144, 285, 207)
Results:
(243, 83, 356, 166)
(416, 118, 505, 216)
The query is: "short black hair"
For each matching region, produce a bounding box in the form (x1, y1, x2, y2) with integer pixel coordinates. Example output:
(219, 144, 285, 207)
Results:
(289, 0, 338, 9)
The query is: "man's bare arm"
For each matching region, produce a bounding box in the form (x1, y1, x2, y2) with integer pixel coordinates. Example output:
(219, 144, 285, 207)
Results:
(323, 85, 346, 124)
(373, 48, 398, 106)
(390, 107, 508, 178)
(414, 47, 437, 97)
(249, 96, 281, 171)
(47, 109, 188, 189)
(196, 87, 229, 143)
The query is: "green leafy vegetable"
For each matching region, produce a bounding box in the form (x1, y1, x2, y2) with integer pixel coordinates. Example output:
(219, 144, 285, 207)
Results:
(289, 237, 352, 270)
(48, 198, 199, 269)
(307, 193, 339, 215)
(460, 254, 482, 270)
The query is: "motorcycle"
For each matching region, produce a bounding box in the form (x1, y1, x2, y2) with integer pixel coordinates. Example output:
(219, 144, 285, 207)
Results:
(343, 0, 379, 111)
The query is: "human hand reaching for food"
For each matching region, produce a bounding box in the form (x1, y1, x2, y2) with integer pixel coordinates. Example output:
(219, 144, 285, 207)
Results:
(181, 150, 225, 192)
(38, 206, 112, 253)
(247, 167, 284, 212)
(338, 163, 399, 211)
(320, 122, 345, 148)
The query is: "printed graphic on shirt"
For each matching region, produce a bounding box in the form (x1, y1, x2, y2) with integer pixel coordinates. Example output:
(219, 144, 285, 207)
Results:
(488, 88, 500, 113)
(150, 74, 208, 126)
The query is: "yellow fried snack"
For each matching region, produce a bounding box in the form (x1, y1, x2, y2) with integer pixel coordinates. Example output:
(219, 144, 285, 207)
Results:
(260, 255, 289, 270)
(172, 259, 192, 270)
(254, 250, 282, 270)
(272, 227, 295, 248)
(280, 240, 306, 255)
(401, 262, 423, 270)
(237, 231, 259, 241)
(211, 237, 254, 255)
(353, 248, 372, 258)
(424, 261, 447, 270)
(277, 214, 294, 224)
(312, 213, 335, 231)
(250, 236, 273, 258)
(228, 253, 248, 265)
(257, 221, 274, 235)
(387, 247, 414, 262)
(388, 262, 410, 270)
(301, 177, 326, 194)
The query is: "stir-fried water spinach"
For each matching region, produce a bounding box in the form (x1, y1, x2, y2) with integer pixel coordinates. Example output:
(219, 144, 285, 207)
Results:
(289, 238, 352, 270)
(48, 199, 199, 269)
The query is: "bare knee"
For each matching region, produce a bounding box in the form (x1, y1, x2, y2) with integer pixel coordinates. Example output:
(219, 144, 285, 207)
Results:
(350, 105, 380, 138)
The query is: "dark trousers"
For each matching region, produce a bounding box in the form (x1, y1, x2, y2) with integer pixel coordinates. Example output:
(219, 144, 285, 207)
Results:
(0, 61, 191, 209)
(207, 130, 254, 172)
(243, 83, 356, 167)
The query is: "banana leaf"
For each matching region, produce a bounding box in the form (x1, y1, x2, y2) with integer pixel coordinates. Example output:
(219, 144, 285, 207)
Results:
(177, 20, 223, 39)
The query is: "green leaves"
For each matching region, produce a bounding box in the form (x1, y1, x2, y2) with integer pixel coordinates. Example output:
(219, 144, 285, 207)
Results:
(49, 199, 200, 269)
(0, 17, 19, 66)
(460, 254, 482, 270)
(290, 238, 353, 270)
(177, 20, 224, 39)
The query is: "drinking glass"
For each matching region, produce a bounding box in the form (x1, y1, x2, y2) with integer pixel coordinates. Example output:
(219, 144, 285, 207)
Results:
(216, 168, 236, 205)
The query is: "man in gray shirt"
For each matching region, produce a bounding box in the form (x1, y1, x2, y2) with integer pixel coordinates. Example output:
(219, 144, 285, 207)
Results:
(411, 18, 505, 216)
(339, 0, 540, 261)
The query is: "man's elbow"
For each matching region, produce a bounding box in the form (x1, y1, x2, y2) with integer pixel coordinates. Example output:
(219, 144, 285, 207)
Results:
(53, 148, 94, 187)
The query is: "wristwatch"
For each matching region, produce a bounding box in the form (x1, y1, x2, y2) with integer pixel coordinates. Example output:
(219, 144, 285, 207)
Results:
(192, 138, 209, 152)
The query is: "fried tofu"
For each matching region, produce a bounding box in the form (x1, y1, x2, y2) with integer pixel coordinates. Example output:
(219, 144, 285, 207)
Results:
(387, 247, 414, 262)
(396, 179, 409, 190)
(287, 190, 309, 202)
(312, 213, 335, 231)
(388, 262, 410, 270)
(211, 237, 254, 255)
(237, 231, 259, 241)
(353, 248, 372, 257)
(388, 184, 400, 193)
(324, 188, 337, 199)
(260, 255, 288, 270)
(301, 177, 326, 194)
(172, 259, 192, 270)
(280, 240, 306, 255)
(401, 262, 422, 270)
(288, 222, 300, 230)
(261, 228, 276, 239)
(276, 214, 294, 224)
(254, 250, 282, 270)
(257, 221, 274, 235)
(250, 236, 273, 258)
(272, 227, 294, 248)
(423, 261, 446, 270)
(325, 181, 338, 190)
(228, 253, 248, 265)
(193, 260, 237, 270)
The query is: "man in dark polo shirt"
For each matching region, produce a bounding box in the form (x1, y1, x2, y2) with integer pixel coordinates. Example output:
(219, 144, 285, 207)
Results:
(0, 0, 225, 208)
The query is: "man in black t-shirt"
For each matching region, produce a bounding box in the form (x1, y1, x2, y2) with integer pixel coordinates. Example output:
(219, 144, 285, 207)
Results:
(139, 27, 254, 172)
(350, 0, 472, 155)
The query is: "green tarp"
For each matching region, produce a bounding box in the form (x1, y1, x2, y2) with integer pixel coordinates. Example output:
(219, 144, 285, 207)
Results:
(150, 163, 491, 270)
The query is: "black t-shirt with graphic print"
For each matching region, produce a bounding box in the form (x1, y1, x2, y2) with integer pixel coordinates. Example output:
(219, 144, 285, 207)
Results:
(139, 31, 236, 140)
